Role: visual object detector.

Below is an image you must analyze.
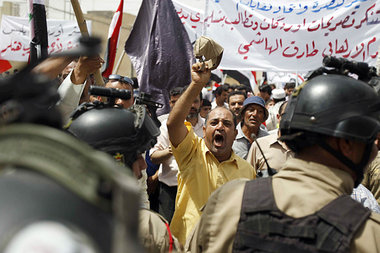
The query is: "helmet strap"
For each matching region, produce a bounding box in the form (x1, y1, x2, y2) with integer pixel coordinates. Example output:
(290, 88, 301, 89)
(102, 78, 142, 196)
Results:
(317, 140, 372, 188)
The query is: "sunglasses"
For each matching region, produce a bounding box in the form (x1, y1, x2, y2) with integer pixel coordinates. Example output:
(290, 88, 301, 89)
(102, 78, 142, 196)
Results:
(108, 74, 134, 86)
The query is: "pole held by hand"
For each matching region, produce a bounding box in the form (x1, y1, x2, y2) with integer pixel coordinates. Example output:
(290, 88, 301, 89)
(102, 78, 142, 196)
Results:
(70, 0, 105, 86)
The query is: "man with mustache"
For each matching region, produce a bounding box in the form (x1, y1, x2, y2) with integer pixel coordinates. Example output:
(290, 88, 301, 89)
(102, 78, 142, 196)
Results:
(228, 90, 247, 123)
(187, 74, 380, 253)
(232, 96, 269, 159)
(167, 62, 255, 245)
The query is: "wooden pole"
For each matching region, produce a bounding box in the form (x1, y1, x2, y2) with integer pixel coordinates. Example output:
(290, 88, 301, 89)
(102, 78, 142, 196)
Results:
(70, 0, 105, 86)
(114, 51, 125, 74)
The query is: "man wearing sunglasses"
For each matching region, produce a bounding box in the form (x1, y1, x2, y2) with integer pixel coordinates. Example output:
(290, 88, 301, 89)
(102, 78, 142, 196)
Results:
(105, 74, 135, 109)
(58, 69, 135, 126)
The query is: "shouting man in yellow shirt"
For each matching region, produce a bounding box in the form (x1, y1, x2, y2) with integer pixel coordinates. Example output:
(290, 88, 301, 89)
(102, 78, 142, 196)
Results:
(167, 62, 255, 244)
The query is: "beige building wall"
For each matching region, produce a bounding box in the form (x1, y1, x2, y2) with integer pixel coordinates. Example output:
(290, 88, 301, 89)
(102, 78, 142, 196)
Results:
(85, 11, 136, 78)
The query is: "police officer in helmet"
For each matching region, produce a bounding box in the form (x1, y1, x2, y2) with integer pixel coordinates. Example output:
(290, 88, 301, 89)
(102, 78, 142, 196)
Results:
(66, 102, 159, 181)
(66, 89, 183, 253)
(186, 70, 380, 252)
(0, 70, 142, 252)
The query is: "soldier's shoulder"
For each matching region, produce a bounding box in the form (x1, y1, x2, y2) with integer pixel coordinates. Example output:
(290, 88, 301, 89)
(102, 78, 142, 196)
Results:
(203, 178, 249, 211)
(220, 178, 250, 192)
(369, 152, 380, 167)
(139, 208, 168, 225)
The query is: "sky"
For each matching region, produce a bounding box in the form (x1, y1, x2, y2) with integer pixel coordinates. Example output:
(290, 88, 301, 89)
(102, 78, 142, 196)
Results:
(3, 0, 205, 19)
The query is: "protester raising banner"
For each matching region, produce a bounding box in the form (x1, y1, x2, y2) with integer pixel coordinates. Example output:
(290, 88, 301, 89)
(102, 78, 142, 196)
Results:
(125, 0, 194, 116)
(101, 0, 123, 78)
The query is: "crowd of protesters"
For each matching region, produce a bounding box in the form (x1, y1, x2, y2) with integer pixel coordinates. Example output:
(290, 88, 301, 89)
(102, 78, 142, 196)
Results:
(0, 50, 380, 253)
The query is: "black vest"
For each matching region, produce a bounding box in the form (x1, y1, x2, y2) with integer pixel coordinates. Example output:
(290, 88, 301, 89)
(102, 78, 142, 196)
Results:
(232, 177, 371, 253)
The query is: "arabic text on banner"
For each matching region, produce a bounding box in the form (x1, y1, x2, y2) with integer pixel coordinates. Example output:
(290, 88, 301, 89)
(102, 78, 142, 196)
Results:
(0, 15, 92, 62)
(175, 0, 380, 72)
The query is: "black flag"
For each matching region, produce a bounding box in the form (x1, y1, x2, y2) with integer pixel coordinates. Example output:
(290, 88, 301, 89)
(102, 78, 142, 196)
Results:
(125, 0, 194, 116)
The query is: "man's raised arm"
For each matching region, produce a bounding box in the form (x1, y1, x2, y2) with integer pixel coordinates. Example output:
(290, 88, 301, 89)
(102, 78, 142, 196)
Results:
(32, 56, 74, 80)
(167, 62, 211, 147)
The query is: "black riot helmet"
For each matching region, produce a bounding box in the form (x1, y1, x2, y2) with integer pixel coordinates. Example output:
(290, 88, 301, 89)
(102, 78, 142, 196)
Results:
(280, 74, 380, 186)
(66, 103, 160, 168)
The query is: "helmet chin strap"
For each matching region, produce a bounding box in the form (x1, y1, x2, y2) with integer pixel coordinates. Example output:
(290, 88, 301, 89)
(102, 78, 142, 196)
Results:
(317, 140, 373, 188)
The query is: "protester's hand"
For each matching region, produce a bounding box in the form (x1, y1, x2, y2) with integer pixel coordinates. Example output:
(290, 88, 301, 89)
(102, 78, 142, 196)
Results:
(191, 62, 211, 88)
(78, 56, 104, 74)
(71, 56, 104, 84)
(150, 147, 173, 165)
(164, 146, 173, 158)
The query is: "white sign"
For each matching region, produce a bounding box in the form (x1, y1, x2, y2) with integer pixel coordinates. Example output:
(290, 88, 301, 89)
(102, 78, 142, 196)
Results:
(175, 0, 380, 72)
(0, 15, 92, 62)
(174, 0, 204, 44)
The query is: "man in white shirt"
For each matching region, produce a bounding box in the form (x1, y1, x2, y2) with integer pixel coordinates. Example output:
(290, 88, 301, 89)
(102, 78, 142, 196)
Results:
(57, 56, 103, 124)
(211, 84, 229, 109)
(150, 87, 204, 222)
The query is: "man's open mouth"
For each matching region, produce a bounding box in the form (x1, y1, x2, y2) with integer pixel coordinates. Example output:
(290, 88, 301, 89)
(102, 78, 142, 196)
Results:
(249, 117, 258, 124)
(214, 134, 225, 147)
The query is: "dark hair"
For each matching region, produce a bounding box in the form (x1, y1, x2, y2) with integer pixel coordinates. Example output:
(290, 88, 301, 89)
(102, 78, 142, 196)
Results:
(273, 97, 286, 104)
(280, 130, 327, 153)
(169, 87, 184, 98)
(214, 84, 229, 96)
(131, 77, 139, 89)
(236, 85, 250, 94)
(205, 107, 237, 129)
(284, 82, 296, 89)
(227, 90, 247, 103)
(201, 99, 212, 107)
(230, 84, 239, 90)
(259, 84, 272, 95)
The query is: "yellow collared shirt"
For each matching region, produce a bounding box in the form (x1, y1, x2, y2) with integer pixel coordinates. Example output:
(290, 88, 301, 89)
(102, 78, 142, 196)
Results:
(170, 128, 255, 245)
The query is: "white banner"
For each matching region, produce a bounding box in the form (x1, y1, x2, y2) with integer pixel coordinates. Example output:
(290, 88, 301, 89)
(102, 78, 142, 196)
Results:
(0, 15, 92, 62)
(174, 1, 204, 44)
(175, 0, 380, 72)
